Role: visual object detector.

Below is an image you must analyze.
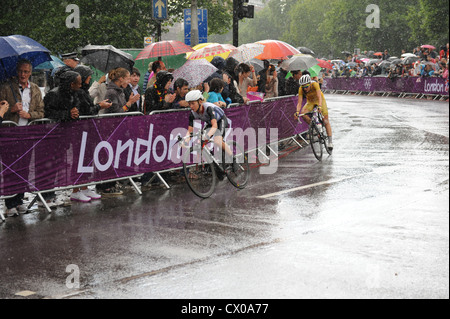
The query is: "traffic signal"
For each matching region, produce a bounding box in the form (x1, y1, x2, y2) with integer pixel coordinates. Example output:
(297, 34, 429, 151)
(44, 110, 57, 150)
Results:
(237, 0, 254, 20)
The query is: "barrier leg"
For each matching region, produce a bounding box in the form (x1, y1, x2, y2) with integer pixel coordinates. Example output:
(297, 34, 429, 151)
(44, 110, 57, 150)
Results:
(258, 148, 271, 162)
(291, 136, 303, 148)
(0, 209, 5, 222)
(156, 172, 170, 189)
(36, 192, 52, 213)
(267, 145, 278, 157)
(128, 177, 142, 195)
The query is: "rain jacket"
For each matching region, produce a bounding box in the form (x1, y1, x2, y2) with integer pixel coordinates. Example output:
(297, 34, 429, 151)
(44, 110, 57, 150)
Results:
(143, 71, 173, 114)
(104, 81, 126, 114)
(0, 78, 44, 124)
(44, 71, 81, 121)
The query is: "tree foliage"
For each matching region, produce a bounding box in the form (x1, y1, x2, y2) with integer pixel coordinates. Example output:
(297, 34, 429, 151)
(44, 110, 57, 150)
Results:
(0, 0, 233, 54)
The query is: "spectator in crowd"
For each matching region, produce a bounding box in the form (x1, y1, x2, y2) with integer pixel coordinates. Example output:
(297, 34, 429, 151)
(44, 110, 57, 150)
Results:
(0, 59, 44, 126)
(436, 60, 448, 78)
(94, 68, 139, 196)
(123, 67, 143, 113)
(104, 67, 140, 114)
(285, 70, 302, 96)
(52, 52, 80, 88)
(264, 64, 278, 98)
(382, 49, 390, 61)
(172, 78, 189, 109)
(143, 70, 175, 114)
(0, 100, 9, 125)
(0, 60, 45, 216)
(257, 60, 270, 94)
(142, 62, 153, 93)
(277, 62, 288, 97)
(89, 73, 108, 106)
(145, 60, 166, 92)
(236, 63, 257, 103)
(43, 71, 83, 207)
(207, 78, 227, 108)
(70, 65, 112, 202)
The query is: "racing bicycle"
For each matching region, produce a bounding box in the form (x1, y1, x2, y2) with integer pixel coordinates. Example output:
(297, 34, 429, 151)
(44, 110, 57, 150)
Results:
(178, 130, 250, 198)
(299, 105, 332, 161)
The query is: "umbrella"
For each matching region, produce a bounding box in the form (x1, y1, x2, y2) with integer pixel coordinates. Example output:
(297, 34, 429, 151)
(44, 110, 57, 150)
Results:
(402, 56, 419, 65)
(171, 59, 218, 88)
(187, 43, 236, 61)
(341, 51, 352, 56)
(247, 58, 265, 73)
(373, 52, 383, 56)
(81, 44, 135, 73)
(421, 45, 435, 50)
(389, 59, 403, 65)
(378, 60, 392, 68)
(367, 59, 382, 65)
(387, 56, 399, 61)
(255, 40, 300, 60)
(136, 40, 194, 60)
(229, 43, 265, 63)
(35, 55, 64, 70)
(316, 59, 333, 69)
(280, 54, 318, 71)
(298, 47, 315, 55)
(308, 64, 322, 77)
(401, 53, 417, 58)
(0, 35, 52, 82)
(346, 62, 357, 68)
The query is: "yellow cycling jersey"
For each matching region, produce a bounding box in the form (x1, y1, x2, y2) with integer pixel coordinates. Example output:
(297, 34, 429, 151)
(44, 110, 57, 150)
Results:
(298, 81, 329, 116)
(298, 81, 324, 103)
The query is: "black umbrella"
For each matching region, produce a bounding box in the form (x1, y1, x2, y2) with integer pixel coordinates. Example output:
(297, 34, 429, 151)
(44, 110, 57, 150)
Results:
(341, 51, 352, 56)
(81, 45, 135, 73)
(298, 47, 315, 56)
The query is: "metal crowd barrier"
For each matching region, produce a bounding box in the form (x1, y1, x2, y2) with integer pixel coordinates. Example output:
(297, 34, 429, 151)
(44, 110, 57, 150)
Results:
(1, 97, 309, 217)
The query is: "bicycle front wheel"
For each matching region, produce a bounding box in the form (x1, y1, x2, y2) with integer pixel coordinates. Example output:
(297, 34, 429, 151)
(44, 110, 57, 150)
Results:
(309, 124, 323, 161)
(182, 146, 217, 198)
(225, 141, 250, 189)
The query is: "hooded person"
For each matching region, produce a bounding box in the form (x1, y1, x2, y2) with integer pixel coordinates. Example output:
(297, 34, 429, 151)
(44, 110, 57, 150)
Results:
(74, 65, 112, 116)
(44, 70, 82, 121)
(143, 70, 175, 114)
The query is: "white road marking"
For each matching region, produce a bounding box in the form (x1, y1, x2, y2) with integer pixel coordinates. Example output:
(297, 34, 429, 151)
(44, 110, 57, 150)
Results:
(257, 173, 370, 199)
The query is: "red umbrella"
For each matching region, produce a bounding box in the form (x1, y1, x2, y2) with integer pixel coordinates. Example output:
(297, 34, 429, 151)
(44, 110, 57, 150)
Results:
(136, 40, 194, 60)
(255, 40, 300, 60)
(421, 44, 436, 50)
(316, 59, 333, 69)
(373, 52, 383, 56)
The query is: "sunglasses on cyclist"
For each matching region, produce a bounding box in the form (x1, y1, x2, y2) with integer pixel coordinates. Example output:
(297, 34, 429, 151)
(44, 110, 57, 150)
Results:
(301, 84, 311, 89)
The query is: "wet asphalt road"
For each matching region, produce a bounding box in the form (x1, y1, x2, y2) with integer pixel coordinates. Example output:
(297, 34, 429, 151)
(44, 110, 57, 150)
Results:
(0, 94, 448, 299)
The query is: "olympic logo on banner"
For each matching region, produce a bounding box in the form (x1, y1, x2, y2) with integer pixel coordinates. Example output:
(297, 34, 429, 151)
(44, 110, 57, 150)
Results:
(363, 78, 372, 91)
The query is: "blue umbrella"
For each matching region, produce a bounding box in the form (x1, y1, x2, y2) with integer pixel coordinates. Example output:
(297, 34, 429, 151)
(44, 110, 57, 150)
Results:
(0, 35, 52, 82)
(35, 55, 65, 70)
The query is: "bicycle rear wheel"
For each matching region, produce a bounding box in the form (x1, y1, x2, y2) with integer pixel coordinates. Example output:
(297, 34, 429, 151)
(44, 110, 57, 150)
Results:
(309, 124, 323, 161)
(225, 141, 250, 189)
(182, 146, 217, 198)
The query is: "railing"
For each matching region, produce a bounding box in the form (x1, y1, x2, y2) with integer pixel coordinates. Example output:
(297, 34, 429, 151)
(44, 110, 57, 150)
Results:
(1, 96, 309, 216)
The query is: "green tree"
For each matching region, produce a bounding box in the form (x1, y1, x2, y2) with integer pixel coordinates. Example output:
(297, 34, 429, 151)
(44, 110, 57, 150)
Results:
(0, 0, 233, 54)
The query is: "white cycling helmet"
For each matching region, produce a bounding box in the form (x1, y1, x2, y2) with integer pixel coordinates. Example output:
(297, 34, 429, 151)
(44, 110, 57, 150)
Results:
(185, 90, 204, 102)
(299, 74, 312, 86)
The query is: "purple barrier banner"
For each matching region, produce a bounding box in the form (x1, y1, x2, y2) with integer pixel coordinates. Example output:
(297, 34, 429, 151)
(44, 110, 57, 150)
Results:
(0, 96, 307, 196)
(323, 77, 449, 95)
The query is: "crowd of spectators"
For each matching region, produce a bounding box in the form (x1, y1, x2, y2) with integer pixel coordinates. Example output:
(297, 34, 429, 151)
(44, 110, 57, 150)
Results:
(325, 44, 449, 80)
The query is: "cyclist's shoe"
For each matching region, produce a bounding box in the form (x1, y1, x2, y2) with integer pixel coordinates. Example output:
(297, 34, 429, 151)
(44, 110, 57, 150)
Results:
(327, 142, 334, 151)
(217, 170, 226, 181)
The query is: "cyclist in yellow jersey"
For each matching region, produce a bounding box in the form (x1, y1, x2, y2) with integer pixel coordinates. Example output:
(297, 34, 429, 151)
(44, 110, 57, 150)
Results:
(294, 74, 333, 150)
